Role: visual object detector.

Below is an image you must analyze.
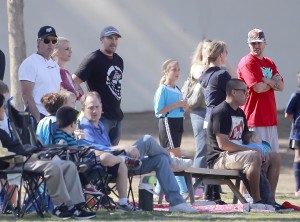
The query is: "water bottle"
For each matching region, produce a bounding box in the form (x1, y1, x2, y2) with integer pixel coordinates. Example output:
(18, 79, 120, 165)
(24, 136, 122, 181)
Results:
(138, 176, 156, 211)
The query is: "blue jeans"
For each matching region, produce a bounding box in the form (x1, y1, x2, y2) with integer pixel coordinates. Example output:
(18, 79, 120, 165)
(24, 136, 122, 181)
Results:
(100, 117, 122, 146)
(155, 176, 188, 195)
(132, 135, 184, 206)
(190, 108, 207, 168)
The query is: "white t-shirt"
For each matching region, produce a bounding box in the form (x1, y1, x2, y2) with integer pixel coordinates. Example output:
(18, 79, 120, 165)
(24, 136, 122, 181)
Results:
(19, 53, 61, 115)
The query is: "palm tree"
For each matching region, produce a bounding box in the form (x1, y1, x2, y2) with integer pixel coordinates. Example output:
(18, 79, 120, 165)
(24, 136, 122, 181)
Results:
(7, 0, 25, 110)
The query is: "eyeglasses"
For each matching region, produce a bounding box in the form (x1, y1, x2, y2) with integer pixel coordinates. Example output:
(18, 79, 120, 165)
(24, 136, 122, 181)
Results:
(234, 88, 248, 94)
(40, 38, 57, 44)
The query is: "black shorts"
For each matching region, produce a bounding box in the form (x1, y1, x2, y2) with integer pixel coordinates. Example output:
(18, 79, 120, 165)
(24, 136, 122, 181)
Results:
(106, 163, 119, 177)
(289, 139, 300, 149)
(158, 117, 183, 149)
(88, 163, 119, 181)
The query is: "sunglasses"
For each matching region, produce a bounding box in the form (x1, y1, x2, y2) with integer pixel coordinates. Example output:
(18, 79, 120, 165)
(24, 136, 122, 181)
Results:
(41, 38, 57, 44)
(234, 88, 248, 94)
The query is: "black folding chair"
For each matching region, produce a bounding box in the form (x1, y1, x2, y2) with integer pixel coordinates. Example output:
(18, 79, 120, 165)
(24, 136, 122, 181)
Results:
(2, 98, 51, 217)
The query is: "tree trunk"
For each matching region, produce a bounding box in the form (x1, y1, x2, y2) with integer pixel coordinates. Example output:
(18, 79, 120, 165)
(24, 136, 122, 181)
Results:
(7, 0, 25, 110)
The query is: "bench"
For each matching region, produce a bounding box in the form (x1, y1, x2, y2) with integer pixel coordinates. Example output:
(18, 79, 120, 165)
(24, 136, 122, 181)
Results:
(172, 167, 248, 204)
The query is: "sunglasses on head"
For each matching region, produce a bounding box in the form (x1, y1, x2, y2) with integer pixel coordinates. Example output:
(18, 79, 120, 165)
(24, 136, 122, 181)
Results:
(41, 38, 57, 44)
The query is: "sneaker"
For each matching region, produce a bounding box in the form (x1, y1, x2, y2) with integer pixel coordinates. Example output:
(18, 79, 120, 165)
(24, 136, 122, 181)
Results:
(170, 157, 192, 172)
(72, 208, 96, 219)
(52, 205, 73, 220)
(116, 203, 142, 212)
(249, 203, 275, 212)
(125, 157, 142, 169)
(213, 199, 227, 205)
(84, 185, 104, 196)
(169, 203, 198, 213)
(239, 193, 253, 204)
(295, 189, 300, 197)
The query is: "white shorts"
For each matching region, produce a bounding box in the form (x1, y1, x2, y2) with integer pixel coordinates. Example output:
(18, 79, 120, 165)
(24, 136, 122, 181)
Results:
(249, 126, 279, 153)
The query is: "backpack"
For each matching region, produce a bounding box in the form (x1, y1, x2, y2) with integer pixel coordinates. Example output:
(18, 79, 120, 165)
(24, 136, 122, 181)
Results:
(181, 75, 206, 110)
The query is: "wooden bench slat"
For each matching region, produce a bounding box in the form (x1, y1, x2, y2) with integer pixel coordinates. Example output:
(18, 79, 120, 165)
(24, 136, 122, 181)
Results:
(184, 167, 241, 176)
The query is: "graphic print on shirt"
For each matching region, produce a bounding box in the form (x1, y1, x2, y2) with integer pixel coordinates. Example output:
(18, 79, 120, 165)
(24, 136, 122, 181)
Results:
(106, 65, 122, 100)
(261, 67, 273, 79)
(229, 116, 244, 143)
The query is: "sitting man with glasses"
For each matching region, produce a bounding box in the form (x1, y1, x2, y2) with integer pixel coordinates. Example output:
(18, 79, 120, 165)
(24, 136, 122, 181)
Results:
(206, 79, 281, 209)
(19, 26, 61, 123)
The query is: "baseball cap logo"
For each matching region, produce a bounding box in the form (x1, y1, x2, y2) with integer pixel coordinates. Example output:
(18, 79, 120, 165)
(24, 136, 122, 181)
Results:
(46, 28, 52, 33)
(250, 32, 259, 39)
(247, 28, 266, 43)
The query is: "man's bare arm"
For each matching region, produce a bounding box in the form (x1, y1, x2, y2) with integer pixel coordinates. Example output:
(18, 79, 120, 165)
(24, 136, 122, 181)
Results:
(285, 113, 293, 120)
(216, 133, 250, 152)
(252, 82, 272, 93)
(262, 73, 284, 92)
(20, 80, 40, 122)
(72, 74, 83, 85)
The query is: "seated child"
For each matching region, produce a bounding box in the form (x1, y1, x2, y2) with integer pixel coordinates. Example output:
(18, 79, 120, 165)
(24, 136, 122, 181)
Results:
(37, 90, 77, 145)
(36, 93, 65, 145)
(52, 106, 101, 195)
(59, 89, 77, 108)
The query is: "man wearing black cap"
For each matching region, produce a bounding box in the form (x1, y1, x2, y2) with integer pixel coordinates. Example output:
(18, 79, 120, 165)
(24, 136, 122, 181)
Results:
(72, 26, 123, 146)
(19, 26, 62, 123)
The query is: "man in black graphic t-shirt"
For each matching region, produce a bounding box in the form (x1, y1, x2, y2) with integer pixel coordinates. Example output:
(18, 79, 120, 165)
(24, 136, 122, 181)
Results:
(73, 26, 123, 145)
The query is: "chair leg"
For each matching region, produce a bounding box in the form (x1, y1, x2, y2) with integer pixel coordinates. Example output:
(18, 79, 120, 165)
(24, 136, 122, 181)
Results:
(127, 175, 135, 207)
(20, 175, 46, 218)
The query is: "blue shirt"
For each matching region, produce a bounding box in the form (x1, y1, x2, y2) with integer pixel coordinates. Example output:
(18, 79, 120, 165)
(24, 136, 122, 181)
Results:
(153, 84, 184, 118)
(80, 117, 112, 147)
(52, 129, 77, 145)
(285, 89, 300, 140)
(36, 115, 57, 145)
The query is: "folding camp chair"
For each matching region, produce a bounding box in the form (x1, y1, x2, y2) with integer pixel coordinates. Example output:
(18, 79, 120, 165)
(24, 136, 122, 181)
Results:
(0, 149, 48, 218)
(3, 98, 52, 217)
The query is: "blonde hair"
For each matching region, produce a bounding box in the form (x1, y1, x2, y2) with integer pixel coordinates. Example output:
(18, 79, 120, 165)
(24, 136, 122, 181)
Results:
(51, 37, 70, 59)
(59, 89, 76, 105)
(191, 39, 212, 66)
(159, 59, 179, 85)
(203, 41, 227, 67)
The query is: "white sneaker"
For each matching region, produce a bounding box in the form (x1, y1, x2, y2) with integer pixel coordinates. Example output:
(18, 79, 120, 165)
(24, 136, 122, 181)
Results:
(238, 193, 253, 204)
(170, 157, 192, 172)
(169, 203, 198, 213)
(244, 193, 253, 204)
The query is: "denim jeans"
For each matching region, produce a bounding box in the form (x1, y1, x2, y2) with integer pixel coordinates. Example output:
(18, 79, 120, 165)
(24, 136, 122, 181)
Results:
(190, 108, 207, 168)
(132, 135, 184, 206)
(155, 176, 188, 195)
(100, 117, 122, 146)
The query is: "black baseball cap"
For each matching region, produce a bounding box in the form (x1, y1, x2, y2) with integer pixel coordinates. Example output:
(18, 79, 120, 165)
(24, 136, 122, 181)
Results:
(38, 26, 57, 39)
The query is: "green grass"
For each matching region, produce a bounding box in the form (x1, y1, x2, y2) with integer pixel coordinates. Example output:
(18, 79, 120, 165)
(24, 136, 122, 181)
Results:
(1, 192, 300, 221)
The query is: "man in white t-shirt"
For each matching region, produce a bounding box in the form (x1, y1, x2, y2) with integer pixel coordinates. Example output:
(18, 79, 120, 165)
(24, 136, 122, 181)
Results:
(19, 25, 61, 122)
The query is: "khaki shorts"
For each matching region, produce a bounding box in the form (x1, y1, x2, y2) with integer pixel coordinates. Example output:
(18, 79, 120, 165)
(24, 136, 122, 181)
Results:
(213, 150, 259, 173)
(250, 126, 279, 153)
